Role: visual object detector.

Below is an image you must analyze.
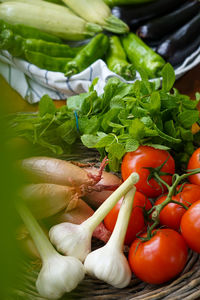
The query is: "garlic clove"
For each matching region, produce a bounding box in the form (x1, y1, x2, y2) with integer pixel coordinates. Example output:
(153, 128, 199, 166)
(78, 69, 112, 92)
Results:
(49, 222, 92, 262)
(36, 253, 85, 299)
(84, 244, 131, 288)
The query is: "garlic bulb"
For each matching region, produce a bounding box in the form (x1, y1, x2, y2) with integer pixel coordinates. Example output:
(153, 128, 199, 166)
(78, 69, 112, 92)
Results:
(84, 242, 131, 288)
(16, 201, 85, 299)
(84, 188, 136, 288)
(49, 222, 92, 262)
(36, 253, 84, 299)
(49, 173, 139, 262)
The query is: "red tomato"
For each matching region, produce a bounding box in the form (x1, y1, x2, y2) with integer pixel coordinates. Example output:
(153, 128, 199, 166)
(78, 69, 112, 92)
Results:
(154, 194, 184, 231)
(187, 148, 200, 185)
(104, 191, 152, 245)
(121, 146, 175, 198)
(181, 200, 200, 253)
(154, 184, 200, 231)
(177, 183, 200, 205)
(128, 229, 188, 284)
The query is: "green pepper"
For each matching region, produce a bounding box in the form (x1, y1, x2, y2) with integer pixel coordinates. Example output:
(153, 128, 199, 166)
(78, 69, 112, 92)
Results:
(0, 29, 23, 57)
(0, 19, 62, 44)
(64, 33, 109, 77)
(23, 39, 81, 58)
(106, 35, 136, 80)
(24, 50, 71, 72)
(0, 28, 81, 58)
(121, 33, 165, 78)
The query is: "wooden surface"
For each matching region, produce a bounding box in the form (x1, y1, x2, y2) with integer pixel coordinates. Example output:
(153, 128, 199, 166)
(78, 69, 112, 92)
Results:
(0, 64, 200, 113)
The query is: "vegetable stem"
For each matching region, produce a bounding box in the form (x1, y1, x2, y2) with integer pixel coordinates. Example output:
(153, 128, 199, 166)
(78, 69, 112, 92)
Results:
(82, 172, 139, 232)
(108, 187, 136, 250)
(148, 168, 200, 235)
(16, 200, 57, 262)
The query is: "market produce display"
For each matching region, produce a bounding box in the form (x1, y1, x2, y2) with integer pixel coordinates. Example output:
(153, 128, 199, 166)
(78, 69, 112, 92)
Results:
(1, 0, 200, 299)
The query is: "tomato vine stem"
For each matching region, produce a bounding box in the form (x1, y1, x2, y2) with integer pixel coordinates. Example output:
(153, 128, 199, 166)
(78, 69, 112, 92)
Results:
(146, 167, 200, 238)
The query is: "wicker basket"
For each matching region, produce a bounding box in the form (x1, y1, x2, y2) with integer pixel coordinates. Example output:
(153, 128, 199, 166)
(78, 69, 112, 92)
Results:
(13, 243, 200, 300)
(12, 153, 200, 300)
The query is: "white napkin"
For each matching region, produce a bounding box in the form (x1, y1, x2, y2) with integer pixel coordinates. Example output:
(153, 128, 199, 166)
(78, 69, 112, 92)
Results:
(0, 46, 200, 104)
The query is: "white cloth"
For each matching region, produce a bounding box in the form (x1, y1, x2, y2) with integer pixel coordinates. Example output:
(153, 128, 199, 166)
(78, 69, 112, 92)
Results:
(0, 46, 200, 104)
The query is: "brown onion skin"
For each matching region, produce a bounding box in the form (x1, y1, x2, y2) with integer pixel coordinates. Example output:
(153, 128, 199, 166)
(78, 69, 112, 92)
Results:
(19, 157, 95, 187)
(83, 167, 121, 209)
(19, 183, 80, 219)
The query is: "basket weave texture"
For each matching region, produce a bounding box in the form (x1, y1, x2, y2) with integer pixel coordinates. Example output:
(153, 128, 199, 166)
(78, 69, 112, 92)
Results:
(13, 242, 200, 300)
(12, 155, 200, 300)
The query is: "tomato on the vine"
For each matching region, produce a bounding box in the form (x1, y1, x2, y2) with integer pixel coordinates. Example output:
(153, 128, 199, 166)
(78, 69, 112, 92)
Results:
(177, 183, 200, 205)
(154, 183, 200, 231)
(104, 191, 152, 245)
(187, 148, 200, 185)
(154, 194, 184, 231)
(128, 228, 188, 284)
(181, 200, 200, 253)
(121, 146, 175, 198)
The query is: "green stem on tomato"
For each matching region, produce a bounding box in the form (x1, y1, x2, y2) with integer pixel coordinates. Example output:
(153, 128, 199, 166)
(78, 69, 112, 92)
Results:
(170, 200, 189, 210)
(147, 168, 200, 237)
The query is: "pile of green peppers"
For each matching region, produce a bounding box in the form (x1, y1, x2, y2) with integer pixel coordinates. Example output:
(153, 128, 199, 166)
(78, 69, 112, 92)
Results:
(0, 19, 165, 79)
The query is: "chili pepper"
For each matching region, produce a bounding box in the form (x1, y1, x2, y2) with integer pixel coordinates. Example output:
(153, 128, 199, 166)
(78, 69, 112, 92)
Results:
(156, 13, 200, 66)
(24, 50, 71, 72)
(0, 27, 82, 59)
(0, 29, 23, 57)
(106, 35, 135, 80)
(23, 39, 82, 58)
(137, 0, 200, 42)
(121, 33, 165, 78)
(64, 33, 109, 77)
(0, 19, 62, 43)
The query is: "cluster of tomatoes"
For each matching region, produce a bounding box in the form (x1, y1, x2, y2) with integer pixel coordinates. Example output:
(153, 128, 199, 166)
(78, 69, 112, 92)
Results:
(104, 146, 200, 284)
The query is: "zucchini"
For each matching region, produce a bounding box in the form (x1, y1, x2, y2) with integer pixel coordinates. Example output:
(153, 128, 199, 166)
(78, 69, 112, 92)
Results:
(0, 1, 102, 41)
(0, 19, 62, 43)
(61, 0, 129, 34)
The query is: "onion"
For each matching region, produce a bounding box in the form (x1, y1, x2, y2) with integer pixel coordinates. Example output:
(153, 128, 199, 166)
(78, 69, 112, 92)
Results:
(84, 167, 121, 209)
(19, 183, 80, 219)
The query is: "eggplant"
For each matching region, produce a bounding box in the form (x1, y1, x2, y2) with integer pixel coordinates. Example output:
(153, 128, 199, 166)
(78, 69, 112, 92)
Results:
(168, 34, 200, 67)
(111, 0, 187, 30)
(156, 13, 200, 66)
(137, 0, 200, 41)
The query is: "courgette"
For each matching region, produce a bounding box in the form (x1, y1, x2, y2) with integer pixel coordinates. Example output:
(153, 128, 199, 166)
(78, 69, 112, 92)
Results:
(61, 0, 129, 34)
(0, 1, 102, 41)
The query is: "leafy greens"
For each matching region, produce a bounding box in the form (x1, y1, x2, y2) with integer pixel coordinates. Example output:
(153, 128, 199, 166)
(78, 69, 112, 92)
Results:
(8, 63, 200, 171)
